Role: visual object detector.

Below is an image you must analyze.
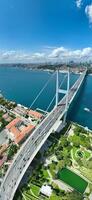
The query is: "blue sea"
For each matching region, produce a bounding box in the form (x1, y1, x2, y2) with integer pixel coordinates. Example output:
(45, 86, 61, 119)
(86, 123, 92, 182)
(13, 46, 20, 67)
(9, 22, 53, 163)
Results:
(0, 67, 92, 130)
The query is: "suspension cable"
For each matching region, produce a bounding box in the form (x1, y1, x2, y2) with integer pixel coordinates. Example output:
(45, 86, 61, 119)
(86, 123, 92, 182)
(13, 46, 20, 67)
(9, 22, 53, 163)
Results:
(30, 72, 56, 108)
(46, 95, 56, 112)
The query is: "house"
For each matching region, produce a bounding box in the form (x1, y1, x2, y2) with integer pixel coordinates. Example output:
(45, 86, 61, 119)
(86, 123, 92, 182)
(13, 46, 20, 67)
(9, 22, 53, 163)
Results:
(13, 105, 28, 117)
(6, 117, 35, 144)
(40, 185, 52, 197)
(28, 109, 43, 120)
(2, 113, 12, 122)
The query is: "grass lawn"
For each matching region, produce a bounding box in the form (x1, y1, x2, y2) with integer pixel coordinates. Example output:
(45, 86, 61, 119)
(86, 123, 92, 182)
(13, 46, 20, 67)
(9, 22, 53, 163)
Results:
(42, 168, 49, 179)
(24, 193, 37, 200)
(58, 168, 88, 194)
(84, 150, 91, 159)
(24, 190, 39, 200)
(30, 183, 40, 196)
(50, 193, 62, 200)
(80, 167, 92, 182)
(49, 163, 56, 177)
(72, 147, 77, 160)
(72, 146, 91, 161)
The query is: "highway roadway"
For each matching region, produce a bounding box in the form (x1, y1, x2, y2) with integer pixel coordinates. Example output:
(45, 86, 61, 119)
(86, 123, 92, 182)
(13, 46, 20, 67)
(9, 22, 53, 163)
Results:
(0, 70, 86, 200)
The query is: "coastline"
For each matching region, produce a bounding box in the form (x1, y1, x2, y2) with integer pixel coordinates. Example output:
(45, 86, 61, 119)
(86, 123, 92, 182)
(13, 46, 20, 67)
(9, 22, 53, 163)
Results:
(0, 64, 88, 75)
(71, 121, 92, 132)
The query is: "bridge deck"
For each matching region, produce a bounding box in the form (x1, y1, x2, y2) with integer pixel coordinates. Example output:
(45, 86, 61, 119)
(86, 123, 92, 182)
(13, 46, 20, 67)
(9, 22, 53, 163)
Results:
(0, 70, 86, 200)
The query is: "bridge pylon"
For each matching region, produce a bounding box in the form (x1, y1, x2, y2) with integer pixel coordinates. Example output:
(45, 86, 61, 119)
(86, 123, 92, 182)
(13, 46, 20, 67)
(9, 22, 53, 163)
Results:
(56, 69, 70, 124)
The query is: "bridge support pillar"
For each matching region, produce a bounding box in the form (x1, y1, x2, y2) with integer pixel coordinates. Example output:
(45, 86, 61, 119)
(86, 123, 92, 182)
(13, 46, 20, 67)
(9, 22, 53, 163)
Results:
(55, 68, 70, 125)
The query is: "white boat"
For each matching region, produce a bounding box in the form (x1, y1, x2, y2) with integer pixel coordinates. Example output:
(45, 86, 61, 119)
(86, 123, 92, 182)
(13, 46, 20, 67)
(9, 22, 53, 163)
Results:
(84, 107, 91, 112)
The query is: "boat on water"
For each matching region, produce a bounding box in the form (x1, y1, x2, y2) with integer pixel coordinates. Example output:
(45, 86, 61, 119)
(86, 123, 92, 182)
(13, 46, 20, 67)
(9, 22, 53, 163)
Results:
(84, 107, 91, 113)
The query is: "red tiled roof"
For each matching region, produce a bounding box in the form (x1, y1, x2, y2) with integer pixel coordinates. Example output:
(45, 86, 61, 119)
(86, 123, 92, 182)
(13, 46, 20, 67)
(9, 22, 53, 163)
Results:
(15, 124, 35, 144)
(21, 124, 35, 135)
(6, 117, 21, 129)
(6, 117, 35, 144)
(28, 110, 43, 119)
(10, 126, 20, 138)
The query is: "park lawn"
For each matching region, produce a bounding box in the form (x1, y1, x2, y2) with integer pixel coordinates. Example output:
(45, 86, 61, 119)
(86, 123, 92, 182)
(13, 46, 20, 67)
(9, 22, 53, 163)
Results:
(24, 193, 36, 200)
(58, 168, 88, 194)
(84, 150, 91, 159)
(29, 183, 40, 196)
(42, 168, 49, 179)
(50, 193, 62, 200)
(72, 146, 91, 161)
(72, 146, 77, 160)
(49, 163, 56, 177)
(22, 192, 31, 200)
(24, 191, 38, 200)
(80, 167, 92, 182)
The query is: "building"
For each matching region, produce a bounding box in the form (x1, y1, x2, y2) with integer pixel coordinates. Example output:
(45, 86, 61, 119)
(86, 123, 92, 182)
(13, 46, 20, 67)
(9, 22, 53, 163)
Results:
(89, 193, 92, 200)
(13, 104, 28, 117)
(2, 113, 12, 122)
(40, 185, 52, 197)
(0, 144, 8, 156)
(6, 117, 35, 144)
(28, 109, 43, 120)
(0, 156, 7, 168)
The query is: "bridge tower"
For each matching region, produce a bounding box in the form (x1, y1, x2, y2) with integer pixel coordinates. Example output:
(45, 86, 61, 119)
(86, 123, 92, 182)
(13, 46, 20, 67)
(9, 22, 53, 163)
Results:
(56, 69, 70, 125)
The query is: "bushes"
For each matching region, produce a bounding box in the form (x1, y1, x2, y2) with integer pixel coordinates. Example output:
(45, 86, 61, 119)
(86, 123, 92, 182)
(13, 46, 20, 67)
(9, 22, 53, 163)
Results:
(7, 144, 18, 159)
(68, 134, 91, 149)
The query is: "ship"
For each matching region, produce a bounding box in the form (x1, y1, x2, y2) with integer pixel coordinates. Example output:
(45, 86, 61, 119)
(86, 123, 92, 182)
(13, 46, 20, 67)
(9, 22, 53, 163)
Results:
(84, 107, 91, 113)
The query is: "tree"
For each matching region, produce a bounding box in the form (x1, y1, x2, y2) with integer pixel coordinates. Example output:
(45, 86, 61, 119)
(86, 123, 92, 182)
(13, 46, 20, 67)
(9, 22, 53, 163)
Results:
(7, 144, 18, 159)
(64, 191, 83, 200)
(60, 136, 69, 147)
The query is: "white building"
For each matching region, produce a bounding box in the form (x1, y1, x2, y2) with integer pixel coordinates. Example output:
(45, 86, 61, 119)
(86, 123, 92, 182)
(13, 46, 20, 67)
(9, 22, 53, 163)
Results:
(40, 185, 52, 197)
(89, 193, 92, 200)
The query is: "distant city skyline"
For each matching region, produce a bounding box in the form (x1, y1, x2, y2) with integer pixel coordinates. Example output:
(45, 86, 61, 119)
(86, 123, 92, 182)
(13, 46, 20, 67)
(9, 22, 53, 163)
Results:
(0, 0, 92, 63)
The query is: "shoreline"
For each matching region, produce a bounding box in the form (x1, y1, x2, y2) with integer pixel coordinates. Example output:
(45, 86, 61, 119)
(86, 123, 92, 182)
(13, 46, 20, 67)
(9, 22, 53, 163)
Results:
(71, 121, 92, 132)
(0, 65, 87, 75)
(1, 93, 92, 132)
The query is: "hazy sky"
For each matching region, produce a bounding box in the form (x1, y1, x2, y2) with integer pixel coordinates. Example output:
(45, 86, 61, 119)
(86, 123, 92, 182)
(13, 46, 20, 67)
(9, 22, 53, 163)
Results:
(0, 0, 92, 63)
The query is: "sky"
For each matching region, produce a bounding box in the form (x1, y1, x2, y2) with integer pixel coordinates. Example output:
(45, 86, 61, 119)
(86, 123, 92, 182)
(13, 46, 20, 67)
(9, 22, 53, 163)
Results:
(0, 0, 92, 63)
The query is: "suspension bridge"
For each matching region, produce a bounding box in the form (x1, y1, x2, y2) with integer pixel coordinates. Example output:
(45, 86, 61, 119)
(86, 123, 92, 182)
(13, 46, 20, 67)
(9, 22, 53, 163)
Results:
(0, 69, 87, 200)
